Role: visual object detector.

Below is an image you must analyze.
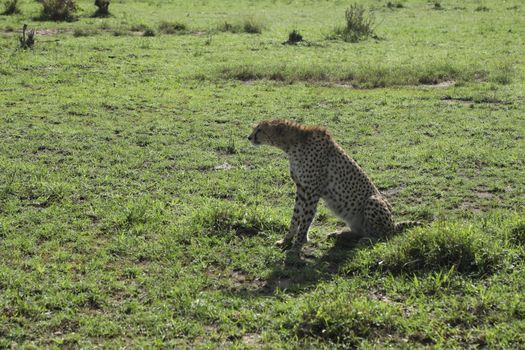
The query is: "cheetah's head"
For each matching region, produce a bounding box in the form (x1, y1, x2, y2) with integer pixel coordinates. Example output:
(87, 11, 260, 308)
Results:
(249, 120, 312, 151)
(248, 121, 282, 147)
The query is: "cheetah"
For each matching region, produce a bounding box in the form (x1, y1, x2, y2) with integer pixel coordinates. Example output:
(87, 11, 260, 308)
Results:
(248, 119, 420, 252)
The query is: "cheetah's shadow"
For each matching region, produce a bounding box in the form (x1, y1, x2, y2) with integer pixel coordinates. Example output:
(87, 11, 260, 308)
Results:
(255, 235, 363, 295)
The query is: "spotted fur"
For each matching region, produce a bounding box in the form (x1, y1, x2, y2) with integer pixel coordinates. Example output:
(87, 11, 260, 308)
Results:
(248, 119, 420, 251)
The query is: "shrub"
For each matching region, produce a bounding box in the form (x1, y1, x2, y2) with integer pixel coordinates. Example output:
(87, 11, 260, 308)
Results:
(143, 29, 155, 37)
(331, 3, 375, 43)
(38, 0, 77, 21)
(283, 29, 303, 45)
(158, 21, 187, 34)
(242, 17, 262, 34)
(94, 0, 110, 17)
(432, 1, 443, 10)
(386, 1, 404, 9)
(2, 0, 20, 15)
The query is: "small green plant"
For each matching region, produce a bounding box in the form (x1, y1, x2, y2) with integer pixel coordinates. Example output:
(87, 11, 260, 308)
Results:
(38, 0, 77, 21)
(19, 24, 35, 49)
(331, 3, 375, 43)
(158, 21, 187, 34)
(94, 0, 110, 17)
(2, 0, 20, 15)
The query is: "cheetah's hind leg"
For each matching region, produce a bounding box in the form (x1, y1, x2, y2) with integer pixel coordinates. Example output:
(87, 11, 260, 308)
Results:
(327, 228, 365, 248)
(327, 228, 363, 240)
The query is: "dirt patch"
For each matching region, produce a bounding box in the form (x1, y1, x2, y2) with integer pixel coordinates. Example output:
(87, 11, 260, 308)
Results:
(231, 270, 266, 290)
(441, 95, 511, 105)
(474, 191, 493, 199)
(380, 185, 405, 198)
(213, 162, 233, 171)
(424, 80, 456, 88)
(441, 96, 474, 105)
(333, 83, 355, 89)
(242, 333, 262, 346)
(35, 28, 70, 35)
(458, 201, 482, 213)
(473, 186, 502, 199)
(2, 28, 69, 35)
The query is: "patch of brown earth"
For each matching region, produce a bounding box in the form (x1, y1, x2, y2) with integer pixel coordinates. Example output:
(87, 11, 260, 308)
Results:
(423, 80, 456, 88)
(380, 185, 405, 198)
(231, 269, 266, 290)
(242, 333, 262, 346)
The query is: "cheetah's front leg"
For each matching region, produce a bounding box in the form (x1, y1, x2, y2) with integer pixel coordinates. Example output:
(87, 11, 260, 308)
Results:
(276, 184, 320, 252)
(275, 184, 304, 250)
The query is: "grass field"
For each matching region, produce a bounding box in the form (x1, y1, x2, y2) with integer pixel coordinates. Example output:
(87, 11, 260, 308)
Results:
(1, 0, 524, 348)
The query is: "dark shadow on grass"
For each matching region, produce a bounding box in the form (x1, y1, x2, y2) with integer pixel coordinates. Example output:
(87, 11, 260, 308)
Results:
(255, 235, 363, 295)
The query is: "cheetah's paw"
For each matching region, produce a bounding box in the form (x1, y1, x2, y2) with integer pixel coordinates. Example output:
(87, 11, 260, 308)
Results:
(275, 239, 293, 250)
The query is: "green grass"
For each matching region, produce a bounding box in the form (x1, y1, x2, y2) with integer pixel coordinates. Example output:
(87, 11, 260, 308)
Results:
(1, 0, 524, 347)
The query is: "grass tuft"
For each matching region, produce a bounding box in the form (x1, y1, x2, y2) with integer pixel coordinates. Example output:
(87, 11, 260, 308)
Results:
(489, 61, 514, 84)
(158, 21, 187, 34)
(344, 222, 509, 276)
(217, 17, 263, 34)
(510, 222, 525, 246)
(296, 297, 397, 346)
(191, 203, 287, 237)
(102, 198, 165, 236)
(220, 62, 486, 88)
(73, 28, 99, 37)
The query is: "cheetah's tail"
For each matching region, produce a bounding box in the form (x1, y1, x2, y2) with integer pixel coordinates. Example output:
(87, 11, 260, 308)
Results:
(393, 221, 423, 234)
